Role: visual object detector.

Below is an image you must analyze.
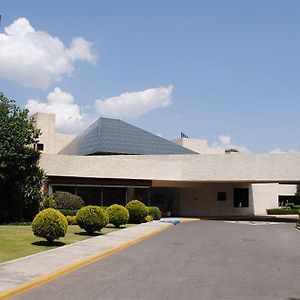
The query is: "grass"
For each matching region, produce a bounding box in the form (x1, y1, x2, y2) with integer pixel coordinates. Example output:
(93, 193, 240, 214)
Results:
(0, 224, 135, 264)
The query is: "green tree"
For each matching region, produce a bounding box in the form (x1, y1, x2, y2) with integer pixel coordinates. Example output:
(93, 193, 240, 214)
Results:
(0, 93, 44, 223)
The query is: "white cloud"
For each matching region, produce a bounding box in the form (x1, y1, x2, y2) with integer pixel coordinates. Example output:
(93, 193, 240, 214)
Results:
(270, 148, 298, 154)
(270, 148, 285, 154)
(95, 85, 173, 119)
(0, 18, 96, 88)
(26, 87, 90, 133)
(26, 85, 174, 133)
(218, 134, 231, 147)
(216, 134, 251, 153)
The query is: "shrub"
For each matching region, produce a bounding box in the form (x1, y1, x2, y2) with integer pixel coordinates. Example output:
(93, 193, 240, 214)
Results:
(59, 209, 79, 216)
(286, 203, 295, 209)
(266, 208, 299, 215)
(107, 204, 129, 227)
(148, 206, 161, 220)
(0, 93, 44, 223)
(76, 206, 109, 234)
(32, 208, 68, 244)
(41, 194, 55, 210)
(66, 216, 77, 225)
(145, 215, 153, 222)
(125, 200, 149, 224)
(53, 192, 84, 210)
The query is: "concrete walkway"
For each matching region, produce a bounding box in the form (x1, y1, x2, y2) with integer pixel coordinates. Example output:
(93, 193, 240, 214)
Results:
(0, 221, 175, 297)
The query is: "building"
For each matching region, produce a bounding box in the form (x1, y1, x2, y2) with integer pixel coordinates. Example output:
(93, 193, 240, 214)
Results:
(32, 112, 300, 217)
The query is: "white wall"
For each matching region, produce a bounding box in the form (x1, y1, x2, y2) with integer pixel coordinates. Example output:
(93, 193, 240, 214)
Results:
(55, 133, 76, 154)
(251, 183, 279, 215)
(277, 184, 297, 196)
(31, 112, 56, 154)
(251, 183, 298, 215)
(178, 183, 254, 217)
(173, 138, 225, 154)
(40, 153, 300, 183)
(31, 112, 75, 154)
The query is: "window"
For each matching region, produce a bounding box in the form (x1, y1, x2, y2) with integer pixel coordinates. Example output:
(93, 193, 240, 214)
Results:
(134, 188, 149, 205)
(52, 185, 76, 194)
(76, 186, 101, 206)
(217, 192, 226, 201)
(37, 143, 44, 151)
(278, 195, 299, 207)
(103, 187, 126, 207)
(233, 188, 249, 208)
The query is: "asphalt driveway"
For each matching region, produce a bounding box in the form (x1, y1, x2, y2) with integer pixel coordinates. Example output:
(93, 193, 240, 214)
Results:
(13, 220, 300, 300)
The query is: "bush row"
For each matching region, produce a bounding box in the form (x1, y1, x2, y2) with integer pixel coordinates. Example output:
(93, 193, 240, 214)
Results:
(266, 208, 299, 215)
(42, 192, 161, 220)
(41, 192, 84, 210)
(32, 201, 162, 244)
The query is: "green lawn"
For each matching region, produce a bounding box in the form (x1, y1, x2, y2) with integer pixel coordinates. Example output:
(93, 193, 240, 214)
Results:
(0, 224, 135, 264)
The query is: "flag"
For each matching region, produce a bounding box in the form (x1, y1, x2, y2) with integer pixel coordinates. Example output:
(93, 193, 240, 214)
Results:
(181, 132, 189, 138)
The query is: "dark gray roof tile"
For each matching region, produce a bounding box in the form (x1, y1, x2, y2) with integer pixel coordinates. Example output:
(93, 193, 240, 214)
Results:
(59, 118, 196, 155)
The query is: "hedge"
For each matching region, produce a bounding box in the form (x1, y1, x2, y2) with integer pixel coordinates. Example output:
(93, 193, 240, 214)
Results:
(53, 192, 84, 210)
(66, 216, 77, 225)
(266, 208, 299, 215)
(145, 215, 153, 222)
(125, 200, 149, 224)
(148, 207, 161, 220)
(76, 206, 109, 234)
(107, 204, 129, 227)
(32, 208, 68, 244)
(59, 209, 79, 216)
(59, 207, 107, 216)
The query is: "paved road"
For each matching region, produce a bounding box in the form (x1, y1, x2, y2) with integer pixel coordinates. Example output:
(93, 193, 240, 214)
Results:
(13, 221, 300, 300)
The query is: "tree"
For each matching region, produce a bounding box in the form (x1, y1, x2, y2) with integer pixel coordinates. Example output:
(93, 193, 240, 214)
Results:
(0, 92, 44, 223)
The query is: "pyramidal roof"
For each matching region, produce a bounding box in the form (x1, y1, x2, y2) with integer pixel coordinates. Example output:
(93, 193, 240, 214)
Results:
(59, 117, 196, 156)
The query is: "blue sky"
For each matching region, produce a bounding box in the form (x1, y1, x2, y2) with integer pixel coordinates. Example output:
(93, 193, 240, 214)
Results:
(0, 1, 299, 153)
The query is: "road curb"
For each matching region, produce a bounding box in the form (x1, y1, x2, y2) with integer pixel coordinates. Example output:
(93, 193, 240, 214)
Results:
(0, 223, 173, 300)
(178, 218, 200, 223)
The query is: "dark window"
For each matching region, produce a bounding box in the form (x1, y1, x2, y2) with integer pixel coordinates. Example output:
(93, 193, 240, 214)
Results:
(278, 195, 299, 207)
(76, 186, 101, 206)
(103, 187, 126, 207)
(134, 188, 149, 205)
(37, 143, 44, 151)
(233, 188, 249, 208)
(217, 192, 226, 201)
(52, 185, 76, 194)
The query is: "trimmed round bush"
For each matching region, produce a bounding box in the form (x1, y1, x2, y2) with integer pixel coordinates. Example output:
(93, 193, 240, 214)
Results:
(53, 192, 84, 210)
(145, 215, 153, 222)
(148, 206, 161, 220)
(125, 200, 149, 224)
(66, 215, 77, 225)
(76, 206, 109, 234)
(107, 204, 129, 228)
(32, 208, 68, 244)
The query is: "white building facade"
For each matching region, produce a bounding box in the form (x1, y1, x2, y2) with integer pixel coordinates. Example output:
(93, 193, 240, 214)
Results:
(33, 112, 300, 217)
